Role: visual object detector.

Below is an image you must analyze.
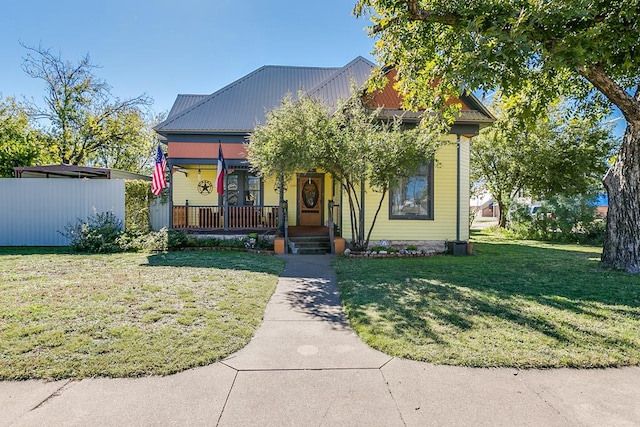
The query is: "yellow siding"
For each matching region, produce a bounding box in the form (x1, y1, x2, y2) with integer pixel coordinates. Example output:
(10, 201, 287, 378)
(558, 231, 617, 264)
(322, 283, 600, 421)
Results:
(340, 134, 472, 242)
(171, 166, 218, 206)
(459, 136, 471, 241)
(263, 176, 279, 206)
(169, 142, 471, 243)
(288, 177, 299, 225)
(262, 175, 296, 225)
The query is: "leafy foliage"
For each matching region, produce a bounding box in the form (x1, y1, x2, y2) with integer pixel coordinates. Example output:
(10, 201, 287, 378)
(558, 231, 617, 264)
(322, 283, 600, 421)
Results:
(89, 107, 158, 173)
(117, 227, 169, 252)
(21, 43, 152, 169)
(355, 0, 640, 270)
(0, 97, 51, 176)
(472, 96, 616, 227)
(167, 230, 274, 251)
(249, 90, 443, 249)
(124, 180, 151, 233)
(508, 194, 606, 245)
(355, 0, 638, 113)
(60, 211, 124, 253)
(247, 92, 330, 181)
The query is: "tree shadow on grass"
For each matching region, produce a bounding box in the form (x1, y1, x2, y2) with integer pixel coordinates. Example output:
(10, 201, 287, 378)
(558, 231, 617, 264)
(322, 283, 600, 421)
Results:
(0, 247, 72, 255)
(336, 241, 640, 366)
(146, 250, 284, 275)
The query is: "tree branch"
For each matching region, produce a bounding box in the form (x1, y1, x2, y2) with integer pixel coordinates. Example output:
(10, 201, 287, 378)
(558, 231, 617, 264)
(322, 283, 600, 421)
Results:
(405, 0, 458, 24)
(365, 186, 387, 248)
(370, 0, 459, 32)
(578, 64, 640, 124)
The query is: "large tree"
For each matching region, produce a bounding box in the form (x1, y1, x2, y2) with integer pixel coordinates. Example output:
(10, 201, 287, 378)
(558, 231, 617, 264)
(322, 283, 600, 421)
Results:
(355, 0, 640, 272)
(248, 92, 441, 249)
(21, 43, 152, 167)
(89, 107, 158, 174)
(472, 96, 616, 227)
(0, 97, 50, 177)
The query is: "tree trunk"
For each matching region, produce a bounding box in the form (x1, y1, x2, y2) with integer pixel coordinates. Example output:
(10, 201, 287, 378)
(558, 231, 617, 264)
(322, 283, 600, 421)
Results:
(497, 199, 507, 228)
(601, 123, 640, 273)
(364, 187, 388, 249)
(493, 190, 508, 228)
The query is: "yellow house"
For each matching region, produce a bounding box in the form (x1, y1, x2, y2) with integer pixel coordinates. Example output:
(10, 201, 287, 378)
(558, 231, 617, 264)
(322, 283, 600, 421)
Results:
(154, 57, 493, 254)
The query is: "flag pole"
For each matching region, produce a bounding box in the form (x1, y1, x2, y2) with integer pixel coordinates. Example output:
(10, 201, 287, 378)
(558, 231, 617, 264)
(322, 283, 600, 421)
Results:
(217, 141, 228, 230)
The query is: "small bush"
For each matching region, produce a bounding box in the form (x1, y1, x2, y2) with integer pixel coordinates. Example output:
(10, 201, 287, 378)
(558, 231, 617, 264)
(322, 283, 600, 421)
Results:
(124, 180, 151, 234)
(370, 245, 397, 253)
(167, 231, 274, 251)
(118, 228, 169, 252)
(168, 231, 198, 249)
(255, 237, 274, 250)
(508, 194, 605, 245)
(60, 211, 124, 253)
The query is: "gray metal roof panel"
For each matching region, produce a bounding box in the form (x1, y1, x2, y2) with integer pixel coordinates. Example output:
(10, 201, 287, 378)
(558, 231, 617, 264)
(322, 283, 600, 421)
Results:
(156, 65, 342, 132)
(166, 94, 210, 120)
(308, 56, 375, 110)
(156, 56, 493, 133)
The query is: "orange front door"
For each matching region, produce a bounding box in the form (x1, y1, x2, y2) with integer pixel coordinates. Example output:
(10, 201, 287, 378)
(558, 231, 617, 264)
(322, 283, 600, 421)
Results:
(297, 175, 323, 226)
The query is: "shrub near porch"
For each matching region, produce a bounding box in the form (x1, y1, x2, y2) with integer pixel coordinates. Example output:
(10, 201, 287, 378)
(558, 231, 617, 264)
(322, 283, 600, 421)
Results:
(334, 232, 640, 368)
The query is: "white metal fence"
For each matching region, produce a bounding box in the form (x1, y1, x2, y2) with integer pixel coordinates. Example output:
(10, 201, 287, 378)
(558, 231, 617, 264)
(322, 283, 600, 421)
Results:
(149, 197, 170, 231)
(0, 179, 125, 246)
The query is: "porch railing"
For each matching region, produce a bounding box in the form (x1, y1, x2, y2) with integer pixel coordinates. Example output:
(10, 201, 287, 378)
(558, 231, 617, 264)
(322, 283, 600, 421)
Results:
(172, 205, 279, 231)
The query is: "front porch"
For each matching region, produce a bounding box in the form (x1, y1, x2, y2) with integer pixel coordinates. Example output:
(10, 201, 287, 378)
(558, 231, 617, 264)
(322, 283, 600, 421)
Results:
(172, 205, 280, 231)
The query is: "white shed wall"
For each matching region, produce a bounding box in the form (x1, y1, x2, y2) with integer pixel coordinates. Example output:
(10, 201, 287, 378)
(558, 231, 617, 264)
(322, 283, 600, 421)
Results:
(0, 179, 125, 246)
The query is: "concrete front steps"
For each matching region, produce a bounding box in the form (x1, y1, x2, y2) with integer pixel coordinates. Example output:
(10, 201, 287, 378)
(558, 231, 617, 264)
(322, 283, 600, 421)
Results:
(288, 234, 331, 254)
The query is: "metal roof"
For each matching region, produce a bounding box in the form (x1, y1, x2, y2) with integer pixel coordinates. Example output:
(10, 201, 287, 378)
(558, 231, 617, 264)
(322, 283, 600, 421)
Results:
(166, 94, 210, 120)
(155, 57, 375, 133)
(155, 56, 493, 134)
(14, 165, 151, 180)
(308, 56, 376, 111)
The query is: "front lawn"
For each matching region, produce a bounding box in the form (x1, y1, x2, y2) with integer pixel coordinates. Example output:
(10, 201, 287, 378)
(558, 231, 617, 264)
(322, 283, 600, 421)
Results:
(0, 248, 284, 380)
(334, 233, 640, 368)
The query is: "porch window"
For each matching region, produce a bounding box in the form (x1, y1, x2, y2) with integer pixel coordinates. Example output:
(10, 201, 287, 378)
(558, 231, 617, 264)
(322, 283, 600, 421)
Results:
(389, 162, 434, 220)
(227, 174, 239, 206)
(245, 175, 261, 205)
(224, 171, 262, 206)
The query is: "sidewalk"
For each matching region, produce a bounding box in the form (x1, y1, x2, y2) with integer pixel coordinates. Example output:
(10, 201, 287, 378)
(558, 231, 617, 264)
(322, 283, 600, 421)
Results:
(2, 254, 639, 426)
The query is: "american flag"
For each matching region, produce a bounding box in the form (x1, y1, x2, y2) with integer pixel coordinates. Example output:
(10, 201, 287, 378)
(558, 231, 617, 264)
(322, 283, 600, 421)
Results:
(151, 146, 167, 196)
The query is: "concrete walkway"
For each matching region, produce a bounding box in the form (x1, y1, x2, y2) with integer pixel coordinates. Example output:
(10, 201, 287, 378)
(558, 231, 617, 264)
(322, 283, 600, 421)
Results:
(2, 255, 639, 426)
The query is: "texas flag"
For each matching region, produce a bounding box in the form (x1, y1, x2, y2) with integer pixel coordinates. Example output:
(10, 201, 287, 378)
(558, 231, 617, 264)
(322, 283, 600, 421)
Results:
(216, 143, 226, 196)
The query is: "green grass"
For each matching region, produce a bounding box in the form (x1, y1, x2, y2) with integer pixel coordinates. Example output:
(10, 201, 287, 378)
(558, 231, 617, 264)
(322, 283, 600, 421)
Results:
(0, 248, 284, 380)
(334, 231, 640, 368)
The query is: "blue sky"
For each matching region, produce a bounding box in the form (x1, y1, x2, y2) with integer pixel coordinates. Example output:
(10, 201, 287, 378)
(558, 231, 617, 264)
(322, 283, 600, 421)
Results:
(1, 0, 376, 115)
